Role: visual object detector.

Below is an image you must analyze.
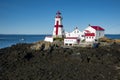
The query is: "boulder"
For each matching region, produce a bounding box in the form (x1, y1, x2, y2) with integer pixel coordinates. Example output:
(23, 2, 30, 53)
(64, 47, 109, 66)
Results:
(30, 41, 52, 50)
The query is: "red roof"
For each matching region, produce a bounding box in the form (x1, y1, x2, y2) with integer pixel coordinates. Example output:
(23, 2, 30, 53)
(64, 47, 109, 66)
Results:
(85, 33, 95, 36)
(91, 26, 104, 31)
(56, 11, 61, 15)
(65, 37, 78, 39)
(56, 11, 62, 18)
(84, 30, 90, 33)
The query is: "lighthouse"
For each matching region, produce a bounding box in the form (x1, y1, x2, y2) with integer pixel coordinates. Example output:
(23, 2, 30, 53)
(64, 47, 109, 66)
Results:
(53, 11, 64, 38)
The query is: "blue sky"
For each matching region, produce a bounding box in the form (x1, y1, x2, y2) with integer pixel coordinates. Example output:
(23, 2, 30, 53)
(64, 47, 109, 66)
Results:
(0, 0, 120, 34)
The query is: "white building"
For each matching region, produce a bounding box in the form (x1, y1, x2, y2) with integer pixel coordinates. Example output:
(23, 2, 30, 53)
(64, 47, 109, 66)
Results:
(64, 25, 105, 45)
(83, 25, 105, 42)
(53, 11, 65, 38)
(64, 27, 84, 46)
(44, 11, 64, 42)
(44, 36, 53, 42)
(65, 27, 83, 37)
(44, 11, 105, 46)
(64, 37, 80, 46)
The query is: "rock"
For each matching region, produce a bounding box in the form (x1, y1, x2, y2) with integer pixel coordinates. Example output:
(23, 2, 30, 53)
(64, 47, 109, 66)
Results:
(99, 37, 113, 43)
(30, 41, 52, 51)
(114, 39, 120, 43)
(44, 42, 52, 50)
(99, 37, 120, 47)
(0, 42, 120, 80)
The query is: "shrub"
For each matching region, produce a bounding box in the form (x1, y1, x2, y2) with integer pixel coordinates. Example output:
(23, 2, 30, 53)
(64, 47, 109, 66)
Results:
(53, 38, 64, 41)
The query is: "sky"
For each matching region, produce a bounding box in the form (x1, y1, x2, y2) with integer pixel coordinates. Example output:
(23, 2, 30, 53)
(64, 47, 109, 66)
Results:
(0, 0, 120, 34)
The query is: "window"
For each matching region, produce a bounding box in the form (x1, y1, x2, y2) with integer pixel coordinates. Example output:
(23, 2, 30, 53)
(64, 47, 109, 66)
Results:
(69, 33, 70, 36)
(65, 44, 68, 45)
(82, 35, 84, 37)
(99, 32, 101, 36)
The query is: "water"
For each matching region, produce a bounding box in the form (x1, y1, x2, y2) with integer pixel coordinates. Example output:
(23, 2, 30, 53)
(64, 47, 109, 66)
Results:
(0, 34, 120, 49)
(105, 34, 120, 39)
(0, 34, 50, 49)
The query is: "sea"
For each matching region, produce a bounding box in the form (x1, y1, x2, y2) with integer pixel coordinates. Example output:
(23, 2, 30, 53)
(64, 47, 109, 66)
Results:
(0, 34, 120, 49)
(0, 34, 50, 49)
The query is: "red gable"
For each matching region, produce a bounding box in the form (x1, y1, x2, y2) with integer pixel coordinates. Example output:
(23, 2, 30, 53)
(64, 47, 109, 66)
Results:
(91, 26, 104, 31)
(84, 30, 91, 33)
(85, 33, 95, 36)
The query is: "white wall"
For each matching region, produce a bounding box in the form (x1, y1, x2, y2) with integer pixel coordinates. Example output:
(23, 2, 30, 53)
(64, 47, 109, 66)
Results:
(64, 38, 78, 46)
(65, 28, 84, 40)
(55, 18, 62, 25)
(96, 31, 104, 39)
(44, 36, 53, 42)
(53, 27, 64, 37)
(83, 26, 96, 33)
(84, 26, 105, 41)
(83, 26, 96, 42)
(85, 36, 95, 42)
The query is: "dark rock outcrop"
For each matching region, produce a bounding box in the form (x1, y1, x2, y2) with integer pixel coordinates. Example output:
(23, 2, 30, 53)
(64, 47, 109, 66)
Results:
(0, 43, 120, 80)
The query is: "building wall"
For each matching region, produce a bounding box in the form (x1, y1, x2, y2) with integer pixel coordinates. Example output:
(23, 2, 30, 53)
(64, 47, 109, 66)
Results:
(55, 18, 62, 25)
(65, 28, 84, 40)
(64, 38, 77, 46)
(83, 26, 96, 42)
(83, 26, 104, 42)
(83, 26, 96, 33)
(66, 33, 80, 37)
(53, 27, 64, 38)
(44, 36, 53, 42)
(96, 31, 104, 39)
(85, 36, 95, 42)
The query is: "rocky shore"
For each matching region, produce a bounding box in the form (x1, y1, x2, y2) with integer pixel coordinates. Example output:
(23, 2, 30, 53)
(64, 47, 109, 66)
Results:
(0, 38, 120, 80)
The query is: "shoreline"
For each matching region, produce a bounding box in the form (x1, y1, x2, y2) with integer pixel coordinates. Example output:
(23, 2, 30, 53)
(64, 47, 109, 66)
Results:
(1, 36, 120, 49)
(0, 37, 120, 79)
(0, 34, 120, 49)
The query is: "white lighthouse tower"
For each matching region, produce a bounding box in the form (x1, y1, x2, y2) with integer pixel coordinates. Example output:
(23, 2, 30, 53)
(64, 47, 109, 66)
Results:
(53, 11, 64, 38)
